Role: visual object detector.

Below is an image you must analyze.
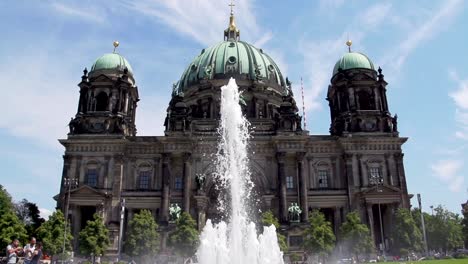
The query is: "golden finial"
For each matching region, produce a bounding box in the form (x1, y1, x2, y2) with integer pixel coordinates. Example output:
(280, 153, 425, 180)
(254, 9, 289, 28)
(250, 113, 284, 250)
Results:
(346, 39, 352, 53)
(224, 0, 239, 40)
(113, 41, 119, 53)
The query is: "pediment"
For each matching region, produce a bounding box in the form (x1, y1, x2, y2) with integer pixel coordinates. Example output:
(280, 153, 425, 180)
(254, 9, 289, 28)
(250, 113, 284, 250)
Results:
(70, 185, 106, 197)
(90, 74, 113, 83)
(362, 185, 401, 195)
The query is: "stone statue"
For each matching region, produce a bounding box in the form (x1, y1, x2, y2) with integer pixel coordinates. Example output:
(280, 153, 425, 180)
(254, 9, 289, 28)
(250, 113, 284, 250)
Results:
(68, 118, 75, 134)
(172, 82, 179, 97)
(169, 203, 181, 222)
(392, 114, 398, 132)
(195, 173, 206, 191)
(288, 202, 302, 222)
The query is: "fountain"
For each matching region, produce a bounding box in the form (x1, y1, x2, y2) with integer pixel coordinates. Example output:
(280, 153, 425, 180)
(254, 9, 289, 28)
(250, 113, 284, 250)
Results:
(196, 78, 284, 264)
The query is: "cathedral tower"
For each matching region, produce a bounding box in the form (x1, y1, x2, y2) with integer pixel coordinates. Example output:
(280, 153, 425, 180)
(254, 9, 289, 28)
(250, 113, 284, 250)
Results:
(69, 42, 139, 136)
(327, 41, 397, 136)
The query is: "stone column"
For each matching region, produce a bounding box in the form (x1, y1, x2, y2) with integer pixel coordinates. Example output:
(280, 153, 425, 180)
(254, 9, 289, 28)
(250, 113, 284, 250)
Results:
(395, 153, 409, 208)
(60, 155, 71, 210)
(352, 154, 360, 187)
(331, 157, 337, 188)
(367, 204, 375, 244)
(387, 154, 397, 186)
(161, 153, 171, 223)
(344, 154, 354, 209)
(111, 155, 125, 222)
(334, 207, 342, 239)
(183, 153, 192, 213)
(308, 157, 315, 189)
(276, 152, 287, 222)
(104, 156, 112, 189)
(382, 156, 389, 186)
(360, 156, 368, 186)
(153, 157, 161, 190)
(194, 195, 209, 231)
(297, 152, 308, 221)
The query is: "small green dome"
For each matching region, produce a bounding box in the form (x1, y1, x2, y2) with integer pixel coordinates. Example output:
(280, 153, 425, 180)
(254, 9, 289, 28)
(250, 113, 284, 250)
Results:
(177, 40, 285, 92)
(333, 52, 374, 76)
(90, 53, 133, 74)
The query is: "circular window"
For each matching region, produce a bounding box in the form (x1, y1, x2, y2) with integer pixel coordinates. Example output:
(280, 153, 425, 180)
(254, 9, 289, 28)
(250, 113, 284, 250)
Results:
(191, 64, 198, 71)
(229, 42, 235, 47)
(268, 64, 275, 72)
(228, 56, 237, 64)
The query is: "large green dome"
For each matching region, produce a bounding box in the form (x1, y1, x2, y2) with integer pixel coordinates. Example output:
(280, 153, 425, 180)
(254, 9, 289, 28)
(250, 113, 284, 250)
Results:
(90, 53, 133, 75)
(177, 40, 286, 92)
(333, 52, 374, 76)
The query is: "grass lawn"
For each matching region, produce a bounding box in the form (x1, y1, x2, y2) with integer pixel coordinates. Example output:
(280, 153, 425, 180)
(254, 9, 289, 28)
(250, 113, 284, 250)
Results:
(373, 260, 468, 264)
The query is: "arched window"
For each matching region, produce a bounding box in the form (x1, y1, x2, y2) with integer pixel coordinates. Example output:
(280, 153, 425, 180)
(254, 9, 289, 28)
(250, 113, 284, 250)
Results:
(368, 162, 383, 186)
(175, 177, 183, 190)
(95, 92, 109, 111)
(85, 168, 98, 188)
(357, 90, 375, 110)
(318, 169, 330, 188)
(138, 171, 151, 190)
(286, 176, 294, 189)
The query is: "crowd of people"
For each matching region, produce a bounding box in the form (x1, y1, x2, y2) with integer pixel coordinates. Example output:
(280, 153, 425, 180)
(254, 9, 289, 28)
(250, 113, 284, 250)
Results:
(5, 238, 43, 264)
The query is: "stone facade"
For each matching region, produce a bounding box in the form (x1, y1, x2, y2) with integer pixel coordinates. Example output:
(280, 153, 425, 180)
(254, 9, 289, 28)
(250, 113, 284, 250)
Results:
(56, 16, 410, 255)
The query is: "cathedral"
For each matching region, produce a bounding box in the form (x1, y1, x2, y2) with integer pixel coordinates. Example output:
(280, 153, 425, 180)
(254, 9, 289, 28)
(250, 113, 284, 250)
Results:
(56, 9, 410, 255)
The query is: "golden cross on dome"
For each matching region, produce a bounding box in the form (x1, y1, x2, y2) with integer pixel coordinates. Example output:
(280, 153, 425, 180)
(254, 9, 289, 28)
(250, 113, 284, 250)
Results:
(229, 0, 235, 15)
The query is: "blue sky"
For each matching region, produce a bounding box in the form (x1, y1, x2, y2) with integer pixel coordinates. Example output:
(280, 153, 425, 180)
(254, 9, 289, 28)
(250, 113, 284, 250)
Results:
(0, 0, 467, 218)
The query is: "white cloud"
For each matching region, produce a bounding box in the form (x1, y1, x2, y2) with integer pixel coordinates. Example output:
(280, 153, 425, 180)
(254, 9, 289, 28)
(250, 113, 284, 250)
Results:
(50, 2, 106, 24)
(449, 70, 468, 139)
(39, 208, 53, 220)
(381, 0, 463, 73)
(431, 159, 465, 192)
(300, 3, 392, 111)
(0, 52, 78, 149)
(120, 0, 272, 47)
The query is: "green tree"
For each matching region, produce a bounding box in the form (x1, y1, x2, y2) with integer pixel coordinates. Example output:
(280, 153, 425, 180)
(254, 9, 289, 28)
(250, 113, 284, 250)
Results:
(340, 212, 374, 263)
(14, 199, 45, 237)
(78, 214, 110, 256)
(0, 185, 13, 212)
(261, 210, 288, 252)
(303, 210, 336, 263)
(169, 212, 199, 259)
(462, 210, 468, 248)
(425, 205, 464, 252)
(390, 208, 423, 256)
(0, 185, 27, 250)
(36, 210, 73, 258)
(125, 210, 159, 262)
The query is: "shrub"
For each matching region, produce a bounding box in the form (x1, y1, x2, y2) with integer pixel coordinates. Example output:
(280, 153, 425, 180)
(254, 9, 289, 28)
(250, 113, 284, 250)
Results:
(454, 253, 467, 259)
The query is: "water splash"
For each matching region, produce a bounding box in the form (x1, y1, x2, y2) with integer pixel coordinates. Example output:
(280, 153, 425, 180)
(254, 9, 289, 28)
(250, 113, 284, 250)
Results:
(196, 78, 284, 264)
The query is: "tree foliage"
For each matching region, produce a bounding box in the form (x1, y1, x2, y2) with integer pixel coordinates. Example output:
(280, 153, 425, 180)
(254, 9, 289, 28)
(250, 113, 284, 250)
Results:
(78, 214, 110, 256)
(390, 208, 423, 256)
(421, 206, 464, 252)
(340, 212, 374, 261)
(125, 210, 159, 259)
(261, 210, 288, 252)
(462, 210, 468, 249)
(36, 210, 73, 256)
(0, 185, 27, 250)
(303, 210, 336, 261)
(14, 199, 45, 237)
(169, 212, 199, 258)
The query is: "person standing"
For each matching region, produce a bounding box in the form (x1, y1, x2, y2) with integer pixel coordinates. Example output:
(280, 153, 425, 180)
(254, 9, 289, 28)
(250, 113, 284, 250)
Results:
(23, 237, 36, 264)
(6, 239, 23, 264)
(30, 243, 42, 264)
